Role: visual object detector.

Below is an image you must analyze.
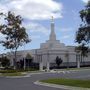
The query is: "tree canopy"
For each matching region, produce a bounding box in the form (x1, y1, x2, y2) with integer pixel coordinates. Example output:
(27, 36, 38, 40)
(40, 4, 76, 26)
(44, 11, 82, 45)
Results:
(75, 43, 88, 57)
(75, 1, 90, 56)
(0, 11, 30, 69)
(76, 1, 90, 46)
(0, 11, 30, 50)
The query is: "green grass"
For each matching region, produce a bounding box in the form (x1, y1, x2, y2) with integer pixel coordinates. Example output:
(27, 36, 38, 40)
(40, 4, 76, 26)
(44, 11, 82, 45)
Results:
(0, 70, 17, 73)
(52, 67, 90, 73)
(1, 72, 24, 76)
(24, 68, 39, 71)
(67, 67, 90, 70)
(0, 68, 38, 73)
(41, 78, 90, 88)
(0, 68, 39, 76)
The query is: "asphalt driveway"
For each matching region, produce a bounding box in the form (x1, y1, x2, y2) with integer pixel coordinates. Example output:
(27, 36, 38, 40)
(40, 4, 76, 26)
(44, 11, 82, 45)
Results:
(0, 69, 90, 90)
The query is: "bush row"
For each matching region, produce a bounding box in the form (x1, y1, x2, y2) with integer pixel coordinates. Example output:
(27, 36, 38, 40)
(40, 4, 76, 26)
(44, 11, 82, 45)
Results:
(0, 68, 38, 73)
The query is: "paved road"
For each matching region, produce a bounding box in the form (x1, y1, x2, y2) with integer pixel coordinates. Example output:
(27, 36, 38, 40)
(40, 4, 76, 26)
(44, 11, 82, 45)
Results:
(0, 69, 90, 90)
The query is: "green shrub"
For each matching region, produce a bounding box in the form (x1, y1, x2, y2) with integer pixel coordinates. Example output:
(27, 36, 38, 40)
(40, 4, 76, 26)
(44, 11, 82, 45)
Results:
(0, 70, 17, 73)
(0, 68, 38, 73)
(1, 56, 10, 68)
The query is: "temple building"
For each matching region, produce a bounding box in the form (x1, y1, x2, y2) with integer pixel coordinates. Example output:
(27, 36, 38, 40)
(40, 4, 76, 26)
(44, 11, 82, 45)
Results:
(6, 17, 90, 70)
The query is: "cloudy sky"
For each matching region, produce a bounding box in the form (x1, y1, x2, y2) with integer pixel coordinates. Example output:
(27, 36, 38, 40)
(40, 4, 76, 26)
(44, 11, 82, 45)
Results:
(0, 0, 89, 53)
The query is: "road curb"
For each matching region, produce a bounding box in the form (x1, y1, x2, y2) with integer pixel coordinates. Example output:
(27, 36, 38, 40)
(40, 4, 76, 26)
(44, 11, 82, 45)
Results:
(34, 81, 90, 90)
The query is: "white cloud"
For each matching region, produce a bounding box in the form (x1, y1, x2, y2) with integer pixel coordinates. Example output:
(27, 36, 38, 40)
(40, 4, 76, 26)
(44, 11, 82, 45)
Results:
(0, 4, 8, 13)
(62, 35, 71, 39)
(31, 35, 41, 39)
(82, 0, 90, 3)
(0, 0, 63, 20)
(23, 22, 50, 35)
(59, 27, 73, 32)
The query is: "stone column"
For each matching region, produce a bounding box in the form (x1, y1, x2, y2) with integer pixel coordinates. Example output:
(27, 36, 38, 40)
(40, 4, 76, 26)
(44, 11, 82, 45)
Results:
(77, 59, 80, 68)
(65, 51, 69, 68)
(76, 52, 80, 68)
(39, 55, 43, 71)
(40, 62, 43, 71)
(46, 61, 50, 71)
(46, 51, 50, 71)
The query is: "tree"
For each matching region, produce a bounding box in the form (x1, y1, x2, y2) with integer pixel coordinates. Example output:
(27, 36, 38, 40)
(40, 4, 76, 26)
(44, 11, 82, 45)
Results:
(55, 56, 63, 68)
(1, 56, 10, 68)
(75, 44, 88, 57)
(75, 1, 90, 55)
(75, 44, 88, 65)
(0, 11, 30, 69)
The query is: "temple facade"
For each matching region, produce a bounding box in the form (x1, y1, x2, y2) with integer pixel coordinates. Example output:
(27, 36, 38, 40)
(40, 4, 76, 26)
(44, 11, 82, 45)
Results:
(6, 17, 90, 70)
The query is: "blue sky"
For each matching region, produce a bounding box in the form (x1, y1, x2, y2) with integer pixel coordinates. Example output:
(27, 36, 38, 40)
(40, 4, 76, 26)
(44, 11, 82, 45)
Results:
(0, 0, 89, 53)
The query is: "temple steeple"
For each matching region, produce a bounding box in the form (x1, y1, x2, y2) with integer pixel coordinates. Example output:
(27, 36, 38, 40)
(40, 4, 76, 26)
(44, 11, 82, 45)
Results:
(49, 16, 56, 41)
(40, 16, 65, 49)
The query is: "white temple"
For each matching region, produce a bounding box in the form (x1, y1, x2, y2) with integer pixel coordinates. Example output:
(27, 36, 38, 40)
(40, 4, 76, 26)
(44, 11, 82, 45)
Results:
(5, 17, 90, 70)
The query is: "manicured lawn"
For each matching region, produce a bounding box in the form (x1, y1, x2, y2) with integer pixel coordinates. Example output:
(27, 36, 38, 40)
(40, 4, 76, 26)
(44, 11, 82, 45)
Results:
(1, 72, 24, 76)
(0, 70, 27, 76)
(0, 68, 39, 76)
(0, 68, 38, 73)
(41, 78, 90, 88)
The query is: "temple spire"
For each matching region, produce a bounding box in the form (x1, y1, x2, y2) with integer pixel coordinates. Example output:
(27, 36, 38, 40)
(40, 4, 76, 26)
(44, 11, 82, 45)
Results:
(51, 16, 54, 23)
(49, 16, 56, 41)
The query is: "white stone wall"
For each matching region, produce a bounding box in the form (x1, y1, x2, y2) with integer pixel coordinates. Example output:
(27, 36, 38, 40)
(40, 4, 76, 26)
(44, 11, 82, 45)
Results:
(68, 52, 76, 62)
(3, 47, 90, 67)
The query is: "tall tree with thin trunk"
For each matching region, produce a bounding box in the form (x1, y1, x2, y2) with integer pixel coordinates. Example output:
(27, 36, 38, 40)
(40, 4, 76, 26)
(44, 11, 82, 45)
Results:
(0, 11, 30, 69)
(75, 1, 90, 56)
